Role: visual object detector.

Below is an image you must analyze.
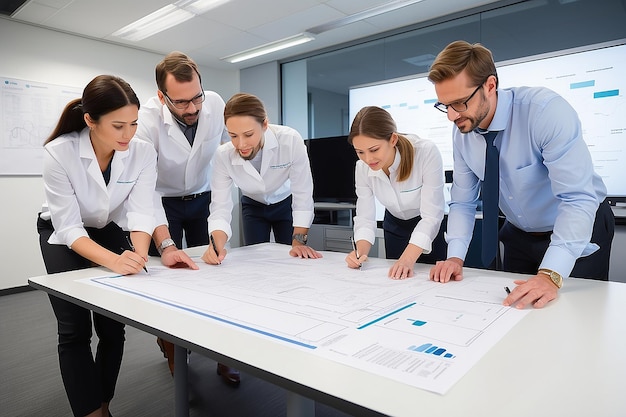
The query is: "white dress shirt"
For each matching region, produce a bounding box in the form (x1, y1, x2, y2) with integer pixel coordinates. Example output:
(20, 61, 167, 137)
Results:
(42, 128, 157, 247)
(208, 124, 314, 240)
(353, 134, 445, 253)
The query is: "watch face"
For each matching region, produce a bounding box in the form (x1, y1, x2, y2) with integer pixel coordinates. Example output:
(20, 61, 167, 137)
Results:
(160, 238, 176, 252)
(547, 271, 562, 287)
(293, 234, 307, 244)
(539, 269, 562, 288)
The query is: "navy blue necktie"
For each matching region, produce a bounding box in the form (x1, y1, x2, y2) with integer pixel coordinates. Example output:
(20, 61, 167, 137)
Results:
(180, 122, 197, 146)
(481, 130, 499, 267)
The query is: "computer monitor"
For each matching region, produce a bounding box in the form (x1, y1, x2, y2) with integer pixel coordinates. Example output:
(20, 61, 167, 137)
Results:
(305, 135, 358, 204)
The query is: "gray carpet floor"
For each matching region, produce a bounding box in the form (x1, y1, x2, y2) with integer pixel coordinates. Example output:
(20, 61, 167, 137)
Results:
(0, 289, 360, 417)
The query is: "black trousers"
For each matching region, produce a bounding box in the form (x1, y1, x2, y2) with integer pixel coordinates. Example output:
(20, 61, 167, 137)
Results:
(382, 210, 447, 264)
(150, 191, 212, 255)
(498, 199, 615, 280)
(37, 217, 126, 417)
(241, 195, 293, 246)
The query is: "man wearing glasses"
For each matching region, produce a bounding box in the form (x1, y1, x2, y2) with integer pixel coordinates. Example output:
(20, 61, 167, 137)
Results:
(136, 51, 240, 386)
(427, 41, 614, 309)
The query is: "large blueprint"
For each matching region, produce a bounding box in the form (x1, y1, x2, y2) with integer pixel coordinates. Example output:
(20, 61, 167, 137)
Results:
(85, 243, 529, 394)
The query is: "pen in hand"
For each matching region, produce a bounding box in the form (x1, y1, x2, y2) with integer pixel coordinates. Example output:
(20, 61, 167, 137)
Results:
(351, 236, 362, 270)
(504, 286, 511, 294)
(210, 234, 221, 265)
(125, 235, 148, 274)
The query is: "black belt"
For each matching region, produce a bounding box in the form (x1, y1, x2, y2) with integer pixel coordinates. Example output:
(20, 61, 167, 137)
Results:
(527, 231, 552, 237)
(164, 191, 209, 201)
(507, 221, 552, 237)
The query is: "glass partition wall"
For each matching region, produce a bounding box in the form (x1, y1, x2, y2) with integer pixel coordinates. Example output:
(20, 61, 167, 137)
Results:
(282, 0, 626, 138)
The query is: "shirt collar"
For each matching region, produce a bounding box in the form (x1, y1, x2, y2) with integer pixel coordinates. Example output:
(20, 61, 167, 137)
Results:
(487, 88, 513, 132)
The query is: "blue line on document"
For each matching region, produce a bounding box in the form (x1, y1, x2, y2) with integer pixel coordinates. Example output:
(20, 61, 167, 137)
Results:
(357, 302, 416, 329)
(92, 278, 317, 349)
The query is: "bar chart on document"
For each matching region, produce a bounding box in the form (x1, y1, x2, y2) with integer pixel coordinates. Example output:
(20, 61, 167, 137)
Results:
(85, 244, 529, 394)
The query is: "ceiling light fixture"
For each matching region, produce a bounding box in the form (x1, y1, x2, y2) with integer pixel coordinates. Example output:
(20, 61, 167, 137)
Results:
(219, 0, 423, 65)
(221, 32, 315, 64)
(112, 0, 229, 42)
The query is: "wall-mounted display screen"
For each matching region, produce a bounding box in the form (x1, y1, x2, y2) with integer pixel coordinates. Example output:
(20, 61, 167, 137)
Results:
(349, 39, 626, 202)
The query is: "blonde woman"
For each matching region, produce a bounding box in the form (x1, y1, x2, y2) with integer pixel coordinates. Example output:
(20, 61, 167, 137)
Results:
(346, 106, 445, 279)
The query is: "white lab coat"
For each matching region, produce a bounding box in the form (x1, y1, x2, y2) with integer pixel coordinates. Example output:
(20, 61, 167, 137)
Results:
(136, 92, 229, 225)
(42, 128, 158, 247)
(208, 124, 314, 240)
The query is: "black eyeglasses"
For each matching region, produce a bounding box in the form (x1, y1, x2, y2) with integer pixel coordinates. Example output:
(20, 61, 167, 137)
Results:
(162, 90, 205, 110)
(434, 84, 483, 114)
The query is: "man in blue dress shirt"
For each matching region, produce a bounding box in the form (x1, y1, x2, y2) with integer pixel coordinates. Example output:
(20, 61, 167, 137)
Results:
(427, 40, 614, 309)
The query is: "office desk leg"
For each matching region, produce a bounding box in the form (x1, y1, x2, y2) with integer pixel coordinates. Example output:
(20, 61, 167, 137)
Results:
(174, 345, 189, 417)
(286, 393, 315, 417)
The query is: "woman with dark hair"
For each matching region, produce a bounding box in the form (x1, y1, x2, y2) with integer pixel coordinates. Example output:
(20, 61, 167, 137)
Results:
(37, 75, 157, 417)
(346, 106, 445, 279)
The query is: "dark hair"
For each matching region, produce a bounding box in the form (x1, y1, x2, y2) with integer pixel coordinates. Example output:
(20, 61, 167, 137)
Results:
(428, 40, 499, 88)
(224, 93, 267, 125)
(348, 106, 414, 182)
(45, 75, 140, 144)
(155, 51, 202, 93)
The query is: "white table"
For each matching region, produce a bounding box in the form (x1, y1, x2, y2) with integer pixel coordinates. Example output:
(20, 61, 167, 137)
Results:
(29, 244, 626, 417)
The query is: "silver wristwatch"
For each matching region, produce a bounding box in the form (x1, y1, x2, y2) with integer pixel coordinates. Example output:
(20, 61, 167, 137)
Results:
(292, 233, 308, 245)
(157, 238, 176, 255)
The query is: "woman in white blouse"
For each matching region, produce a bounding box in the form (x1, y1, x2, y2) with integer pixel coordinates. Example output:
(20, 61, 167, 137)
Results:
(346, 106, 446, 279)
(36, 75, 157, 417)
(202, 93, 321, 264)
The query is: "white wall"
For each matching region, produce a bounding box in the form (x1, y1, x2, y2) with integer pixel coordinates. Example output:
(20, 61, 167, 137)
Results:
(281, 60, 309, 138)
(0, 19, 239, 289)
(240, 61, 280, 124)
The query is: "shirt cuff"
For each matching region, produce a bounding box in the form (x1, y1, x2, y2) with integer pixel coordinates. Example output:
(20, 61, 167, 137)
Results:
(446, 239, 469, 262)
(540, 245, 579, 279)
(209, 219, 232, 241)
(292, 210, 314, 229)
(409, 231, 432, 254)
(127, 213, 156, 235)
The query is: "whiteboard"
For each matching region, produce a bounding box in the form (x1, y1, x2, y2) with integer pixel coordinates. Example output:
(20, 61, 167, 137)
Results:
(1, 77, 82, 175)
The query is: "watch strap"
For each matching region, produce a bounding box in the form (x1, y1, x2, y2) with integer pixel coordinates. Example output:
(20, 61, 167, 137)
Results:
(157, 238, 176, 255)
(292, 233, 308, 245)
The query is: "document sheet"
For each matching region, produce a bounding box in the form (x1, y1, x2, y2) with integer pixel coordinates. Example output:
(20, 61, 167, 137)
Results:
(84, 243, 529, 394)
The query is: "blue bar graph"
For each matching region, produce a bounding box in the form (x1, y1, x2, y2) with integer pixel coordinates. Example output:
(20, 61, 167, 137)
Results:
(412, 343, 432, 352)
(594, 89, 619, 98)
(570, 80, 595, 89)
(409, 343, 456, 359)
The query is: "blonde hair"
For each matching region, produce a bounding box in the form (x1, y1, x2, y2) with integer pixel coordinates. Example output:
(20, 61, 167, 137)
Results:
(428, 40, 498, 88)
